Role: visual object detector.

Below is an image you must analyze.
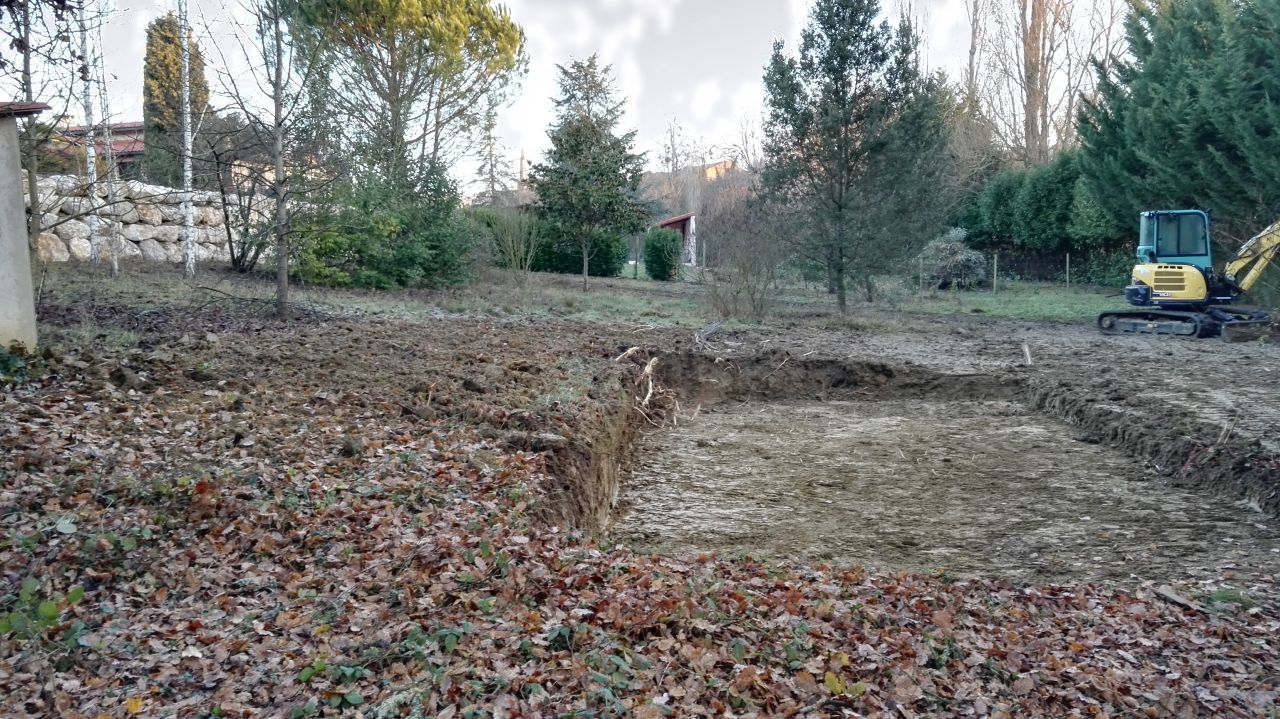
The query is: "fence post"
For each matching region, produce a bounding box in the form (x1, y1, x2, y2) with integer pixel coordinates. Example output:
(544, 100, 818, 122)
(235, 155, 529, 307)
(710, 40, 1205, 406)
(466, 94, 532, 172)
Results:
(1066, 253, 1071, 287)
(993, 252, 999, 294)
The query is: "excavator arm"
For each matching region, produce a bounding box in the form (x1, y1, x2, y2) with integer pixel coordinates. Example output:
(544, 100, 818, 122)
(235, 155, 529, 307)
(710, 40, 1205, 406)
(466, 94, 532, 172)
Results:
(1224, 218, 1280, 292)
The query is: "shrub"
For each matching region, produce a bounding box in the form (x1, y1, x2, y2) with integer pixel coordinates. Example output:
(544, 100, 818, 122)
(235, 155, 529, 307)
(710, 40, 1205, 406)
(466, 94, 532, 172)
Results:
(476, 209, 545, 282)
(1013, 151, 1080, 252)
(530, 227, 627, 277)
(643, 227, 683, 281)
(1068, 177, 1127, 251)
(1074, 249, 1136, 288)
(977, 170, 1026, 244)
(917, 229, 988, 289)
(294, 168, 478, 290)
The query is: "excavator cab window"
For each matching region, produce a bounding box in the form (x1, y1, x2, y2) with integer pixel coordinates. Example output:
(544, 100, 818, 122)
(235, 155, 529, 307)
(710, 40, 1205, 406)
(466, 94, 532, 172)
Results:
(1156, 213, 1208, 257)
(1140, 210, 1211, 268)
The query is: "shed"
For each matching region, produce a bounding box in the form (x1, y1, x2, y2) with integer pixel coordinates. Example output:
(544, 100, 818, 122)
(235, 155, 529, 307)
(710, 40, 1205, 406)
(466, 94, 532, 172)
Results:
(656, 212, 697, 266)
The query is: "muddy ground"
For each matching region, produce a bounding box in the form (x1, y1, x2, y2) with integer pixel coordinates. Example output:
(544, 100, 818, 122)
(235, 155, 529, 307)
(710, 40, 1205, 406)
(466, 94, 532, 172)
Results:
(617, 399, 1280, 589)
(6, 268, 1280, 717)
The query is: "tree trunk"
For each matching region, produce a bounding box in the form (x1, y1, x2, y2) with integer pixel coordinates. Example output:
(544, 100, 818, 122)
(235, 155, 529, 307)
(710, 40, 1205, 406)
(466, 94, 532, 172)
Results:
(1022, 0, 1048, 165)
(178, 0, 196, 278)
(271, 0, 290, 318)
(863, 274, 875, 303)
(966, 0, 982, 102)
(581, 237, 590, 291)
(78, 2, 102, 268)
(834, 248, 847, 314)
(21, 0, 41, 245)
(826, 248, 838, 294)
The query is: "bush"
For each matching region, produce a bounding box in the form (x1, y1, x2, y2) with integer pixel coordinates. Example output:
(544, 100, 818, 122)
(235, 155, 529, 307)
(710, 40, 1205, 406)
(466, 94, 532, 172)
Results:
(1013, 151, 1080, 252)
(530, 227, 627, 277)
(643, 227, 683, 281)
(976, 170, 1026, 244)
(1073, 249, 1136, 288)
(917, 229, 988, 289)
(1068, 177, 1127, 251)
(475, 209, 545, 282)
(294, 168, 477, 290)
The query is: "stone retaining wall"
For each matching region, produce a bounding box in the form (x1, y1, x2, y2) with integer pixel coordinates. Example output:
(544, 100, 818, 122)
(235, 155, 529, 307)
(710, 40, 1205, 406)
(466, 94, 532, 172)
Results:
(22, 173, 266, 264)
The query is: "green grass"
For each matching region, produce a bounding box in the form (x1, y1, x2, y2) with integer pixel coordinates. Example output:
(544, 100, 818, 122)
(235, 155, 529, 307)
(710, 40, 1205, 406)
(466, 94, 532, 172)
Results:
(35, 261, 1122, 331)
(773, 276, 1123, 324)
(897, 281, 1124, 322)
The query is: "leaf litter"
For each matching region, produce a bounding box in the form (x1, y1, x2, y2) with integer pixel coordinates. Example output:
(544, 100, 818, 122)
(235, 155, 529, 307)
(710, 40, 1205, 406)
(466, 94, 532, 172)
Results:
(1, 298, 1277, 718)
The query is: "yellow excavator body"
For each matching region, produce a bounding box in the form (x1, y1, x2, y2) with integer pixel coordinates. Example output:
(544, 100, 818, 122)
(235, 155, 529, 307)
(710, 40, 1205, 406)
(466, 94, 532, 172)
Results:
(1129, 263, 1209, 302)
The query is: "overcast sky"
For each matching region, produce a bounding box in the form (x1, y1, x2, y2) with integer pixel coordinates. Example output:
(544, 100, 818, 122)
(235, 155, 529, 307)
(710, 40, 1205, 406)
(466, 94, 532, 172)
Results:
(85, 0, 972, 176)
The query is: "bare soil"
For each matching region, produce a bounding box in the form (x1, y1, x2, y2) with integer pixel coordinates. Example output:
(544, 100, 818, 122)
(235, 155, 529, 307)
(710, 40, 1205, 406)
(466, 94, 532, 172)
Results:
(6, 267, 1280, 718)
(617, 398, 1280, 588)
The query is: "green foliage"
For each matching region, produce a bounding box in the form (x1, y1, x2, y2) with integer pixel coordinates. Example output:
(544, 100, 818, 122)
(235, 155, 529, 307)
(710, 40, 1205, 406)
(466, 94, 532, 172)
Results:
(1078, 0, 1280, 240)
(1072, 249, 1136, 288)
(1013, 152, 1080, 252)
(0, 347, 33, 385)
(142, 12, 211, 188)
(976, 170, 1025, 246)
(1067, 177, 1126, 251)
(294, 168, 478, 289)
(761, 1, 954, 310)
(1, 577, 86, 645)
(964, 152, 1126, 266)
(297, 0, 525, 183)
(530, 54, 647, 284)
(474, 208, 544, 276)
(917, 229, 987, 288)
(530, 229, 627, 278)
(642, 227, 682, 281)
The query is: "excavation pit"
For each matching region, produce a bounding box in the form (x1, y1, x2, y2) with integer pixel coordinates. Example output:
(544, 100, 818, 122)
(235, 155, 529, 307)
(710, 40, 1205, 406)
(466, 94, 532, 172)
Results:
(611, 356, 1280, 586)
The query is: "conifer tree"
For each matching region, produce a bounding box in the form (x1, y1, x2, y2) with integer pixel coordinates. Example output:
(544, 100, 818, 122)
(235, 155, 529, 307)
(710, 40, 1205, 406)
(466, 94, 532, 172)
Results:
(142, 12, 209, 188)
(529, 55, 646, 289)
(1078, 0, 1280, 241)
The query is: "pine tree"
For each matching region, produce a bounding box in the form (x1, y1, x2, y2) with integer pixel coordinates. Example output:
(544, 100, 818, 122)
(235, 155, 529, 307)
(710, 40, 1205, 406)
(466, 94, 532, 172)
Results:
(1077, 0, 1280, 241)
(142, 12, 209, 188)
(530, 54, 646, 289)
(473, 95, 515, 207)
(761, 0, 953, 310)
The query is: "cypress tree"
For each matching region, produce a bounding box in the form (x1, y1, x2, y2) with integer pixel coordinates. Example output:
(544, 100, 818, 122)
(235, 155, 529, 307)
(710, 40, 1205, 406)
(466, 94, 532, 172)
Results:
(1078, 0, 1279, 241)
(142, 13, 209, 188)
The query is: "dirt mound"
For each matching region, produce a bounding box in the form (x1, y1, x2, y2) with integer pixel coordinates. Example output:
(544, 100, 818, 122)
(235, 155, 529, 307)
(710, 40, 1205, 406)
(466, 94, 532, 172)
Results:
(656, 349, 1022, 405)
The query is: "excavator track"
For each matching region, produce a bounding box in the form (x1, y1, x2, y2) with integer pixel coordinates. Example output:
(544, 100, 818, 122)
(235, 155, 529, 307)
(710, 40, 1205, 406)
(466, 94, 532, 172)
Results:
(1097, 309, 1204, 337)
(1097, 306, 1272, 340)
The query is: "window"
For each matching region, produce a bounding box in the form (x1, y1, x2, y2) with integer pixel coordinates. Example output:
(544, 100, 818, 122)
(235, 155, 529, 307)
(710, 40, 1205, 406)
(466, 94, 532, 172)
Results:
(1156, 213, 1208, 257)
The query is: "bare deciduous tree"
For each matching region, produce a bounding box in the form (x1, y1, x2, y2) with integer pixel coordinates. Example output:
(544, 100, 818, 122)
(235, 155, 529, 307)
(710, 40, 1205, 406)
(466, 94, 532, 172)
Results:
(208, 0, 328, 317)
(977, 0, 1123, 165)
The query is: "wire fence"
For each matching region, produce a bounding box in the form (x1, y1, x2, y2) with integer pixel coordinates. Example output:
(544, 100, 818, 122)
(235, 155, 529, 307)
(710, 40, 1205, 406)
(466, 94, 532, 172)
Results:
(965, 248, 1134, 289)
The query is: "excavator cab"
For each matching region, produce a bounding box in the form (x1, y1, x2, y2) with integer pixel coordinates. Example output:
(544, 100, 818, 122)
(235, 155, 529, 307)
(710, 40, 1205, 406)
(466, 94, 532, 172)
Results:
(1125, 210, 1220, 308)
(1138, 210, 1211, 268)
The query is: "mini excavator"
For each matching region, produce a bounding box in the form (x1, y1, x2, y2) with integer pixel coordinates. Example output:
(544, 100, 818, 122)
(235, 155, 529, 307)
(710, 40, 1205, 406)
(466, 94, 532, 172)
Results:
(1097, 210, 1280, 339)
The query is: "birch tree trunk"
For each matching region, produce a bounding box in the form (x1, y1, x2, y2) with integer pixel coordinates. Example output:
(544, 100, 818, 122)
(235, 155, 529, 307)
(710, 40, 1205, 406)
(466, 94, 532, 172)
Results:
(271, 0, 290, 318)
(78, 0, 102, 267)
(179, 0, 196, 278)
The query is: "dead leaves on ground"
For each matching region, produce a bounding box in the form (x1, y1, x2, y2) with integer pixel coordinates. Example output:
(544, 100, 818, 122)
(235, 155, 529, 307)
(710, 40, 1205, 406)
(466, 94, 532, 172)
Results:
(2, 309, 1278, 718)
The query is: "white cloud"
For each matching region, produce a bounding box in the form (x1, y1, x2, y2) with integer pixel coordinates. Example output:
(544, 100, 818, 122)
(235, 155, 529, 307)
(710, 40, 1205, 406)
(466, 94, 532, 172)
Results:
(68, 0, 973, 185)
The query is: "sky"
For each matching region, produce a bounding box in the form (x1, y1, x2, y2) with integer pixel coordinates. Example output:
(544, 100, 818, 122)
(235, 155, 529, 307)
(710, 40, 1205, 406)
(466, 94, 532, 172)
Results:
(78, 0, 973, 176)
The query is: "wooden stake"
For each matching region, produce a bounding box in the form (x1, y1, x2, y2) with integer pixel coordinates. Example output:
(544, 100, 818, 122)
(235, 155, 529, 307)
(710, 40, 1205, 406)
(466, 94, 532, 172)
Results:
(993, 252, 999, 294)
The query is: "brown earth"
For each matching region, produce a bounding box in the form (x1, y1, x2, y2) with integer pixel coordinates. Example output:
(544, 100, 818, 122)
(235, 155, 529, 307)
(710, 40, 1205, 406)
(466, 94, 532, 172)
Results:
(3, 270, 1280, 718)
